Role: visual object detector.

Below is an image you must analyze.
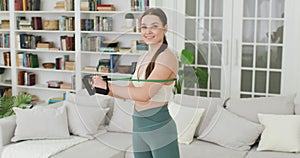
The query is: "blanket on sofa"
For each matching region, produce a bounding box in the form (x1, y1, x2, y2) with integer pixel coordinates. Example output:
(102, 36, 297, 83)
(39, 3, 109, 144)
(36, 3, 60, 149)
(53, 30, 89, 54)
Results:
(1, 136, 88, 158)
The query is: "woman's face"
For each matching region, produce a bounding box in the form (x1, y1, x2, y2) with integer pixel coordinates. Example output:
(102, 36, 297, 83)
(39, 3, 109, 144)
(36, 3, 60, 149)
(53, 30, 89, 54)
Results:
(140, 15, 167, 45)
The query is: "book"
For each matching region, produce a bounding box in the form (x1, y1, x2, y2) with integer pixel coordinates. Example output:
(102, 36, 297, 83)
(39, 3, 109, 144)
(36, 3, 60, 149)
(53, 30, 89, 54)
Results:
(18, 71, 26, 85)
(29, 54, 39, 68)
(3, 52, 10, 66)
(16, 52, 24, 67)
(31, 17, 43, 30)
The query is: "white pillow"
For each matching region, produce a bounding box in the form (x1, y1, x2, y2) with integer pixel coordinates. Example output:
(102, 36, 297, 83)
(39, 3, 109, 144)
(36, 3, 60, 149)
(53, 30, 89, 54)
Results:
(12, 106, 70, 142)
(107, 98, 134, 133)
(64, 101, 109, 139)
(168, 101, 205, 144)
(66, 90, 113, 126)
(198, 106, 264, 151)
(257, 114, 300, 152)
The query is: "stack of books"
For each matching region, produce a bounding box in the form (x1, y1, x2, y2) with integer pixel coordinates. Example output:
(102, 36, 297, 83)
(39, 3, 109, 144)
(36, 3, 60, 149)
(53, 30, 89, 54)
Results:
(97, 4, 115, 11)
(31, 17, 43, 30)
(0, 20, 10, 29)
(18, 71, 36, 86)
(16, 53, 39, 68)
(48, 97, 64, 104)
(0, 33, 10, 48)
(18, 19, 33, 30)
(54, 1, 65, 10)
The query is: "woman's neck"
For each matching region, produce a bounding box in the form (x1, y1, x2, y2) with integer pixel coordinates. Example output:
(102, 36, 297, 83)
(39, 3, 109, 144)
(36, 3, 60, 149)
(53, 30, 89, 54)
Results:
(148, 42, 163, 55)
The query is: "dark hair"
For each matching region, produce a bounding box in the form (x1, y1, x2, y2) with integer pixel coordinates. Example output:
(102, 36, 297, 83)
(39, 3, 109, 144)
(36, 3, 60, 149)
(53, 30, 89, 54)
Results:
(140, 8, 168, 79)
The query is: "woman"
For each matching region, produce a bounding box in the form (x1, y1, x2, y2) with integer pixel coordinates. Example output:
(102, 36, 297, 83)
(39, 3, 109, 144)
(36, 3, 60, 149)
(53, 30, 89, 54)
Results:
(93, 8, 180, 158)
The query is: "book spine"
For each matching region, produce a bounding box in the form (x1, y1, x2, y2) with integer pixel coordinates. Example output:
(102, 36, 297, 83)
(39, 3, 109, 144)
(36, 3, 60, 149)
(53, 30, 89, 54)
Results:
(110, 54, 114, 72)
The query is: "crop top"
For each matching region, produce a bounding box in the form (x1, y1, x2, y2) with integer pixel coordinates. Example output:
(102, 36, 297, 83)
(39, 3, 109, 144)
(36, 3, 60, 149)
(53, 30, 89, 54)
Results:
(131, 63, 175, 102)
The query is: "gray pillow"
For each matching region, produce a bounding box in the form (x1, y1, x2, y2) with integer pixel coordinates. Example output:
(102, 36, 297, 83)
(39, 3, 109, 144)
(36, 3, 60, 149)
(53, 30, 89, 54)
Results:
(198, 106, 264, 151)
(226, 95, 295, 123)
(172, 94, 224, 137)
(12, 106, 70, 142)
(64, 101, 109, 139)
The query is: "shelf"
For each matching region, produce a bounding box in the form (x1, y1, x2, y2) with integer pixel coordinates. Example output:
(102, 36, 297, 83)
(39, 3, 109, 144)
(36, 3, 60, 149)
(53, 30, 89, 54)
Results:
(0, 29, 10, 32)
(14, 11, 75, 14)
(81, 31, 140, 35)
(81, 71, 133, 77)
(16, 49, 75, 54)
(0, 65, 11, 69)
(0, 48, 11, 51)
(80, 10, 144, 14)
(0, 82, 12, 87)
(15, 30, 75, 34)
(0, 11, 9, 14)
(18, 84, 74, 92)
(16, 67, 75, 73)
(81, 51, 143, 55)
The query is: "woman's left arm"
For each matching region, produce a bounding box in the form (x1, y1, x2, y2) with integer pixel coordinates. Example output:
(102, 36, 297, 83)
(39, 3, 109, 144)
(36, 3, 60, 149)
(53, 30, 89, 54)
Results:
(93, 51, 178, 101)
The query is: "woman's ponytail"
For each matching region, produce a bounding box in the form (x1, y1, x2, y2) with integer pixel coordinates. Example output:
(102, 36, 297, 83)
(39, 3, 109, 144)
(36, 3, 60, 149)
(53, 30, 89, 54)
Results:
(145, 35, 168, 79)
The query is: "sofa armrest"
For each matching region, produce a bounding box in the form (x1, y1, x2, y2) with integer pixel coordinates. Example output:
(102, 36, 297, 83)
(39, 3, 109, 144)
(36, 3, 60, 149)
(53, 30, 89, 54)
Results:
(0, 115, 16, 147)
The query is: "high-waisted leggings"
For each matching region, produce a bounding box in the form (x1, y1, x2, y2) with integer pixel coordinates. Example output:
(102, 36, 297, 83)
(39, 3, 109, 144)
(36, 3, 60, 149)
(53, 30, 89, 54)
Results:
(132, 105, 180, 158)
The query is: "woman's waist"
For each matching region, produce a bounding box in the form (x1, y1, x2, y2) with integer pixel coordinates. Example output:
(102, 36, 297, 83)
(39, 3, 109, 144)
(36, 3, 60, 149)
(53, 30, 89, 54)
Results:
(134, 102, 168, 112)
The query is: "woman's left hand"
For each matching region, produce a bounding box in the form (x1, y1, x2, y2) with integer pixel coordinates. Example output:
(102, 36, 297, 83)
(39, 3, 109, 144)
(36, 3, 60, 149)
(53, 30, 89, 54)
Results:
(92, 75, 107, 90)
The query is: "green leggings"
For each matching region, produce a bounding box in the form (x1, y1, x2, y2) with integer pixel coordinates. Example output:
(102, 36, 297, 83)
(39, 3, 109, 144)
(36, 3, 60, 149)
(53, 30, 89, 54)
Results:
(132, 105, 180, 158)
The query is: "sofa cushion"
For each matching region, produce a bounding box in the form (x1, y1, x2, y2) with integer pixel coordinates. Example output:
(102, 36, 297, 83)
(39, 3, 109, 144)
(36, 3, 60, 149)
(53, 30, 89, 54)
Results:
(168, 101, 205, 144)
(66, 90, 113, 126)
(247, 145, 300, 158)
(226, 95, 295, 123)
(198, 106, 264, 151)
(125, 139, 247, 158)
(172, 94, 224, 137)
(64, 101, 109, 139)
(12, 106, 70, 142)
(257, 114, 300, 152)
(107, 99, 134, 133)
(51, 131, 132, 158)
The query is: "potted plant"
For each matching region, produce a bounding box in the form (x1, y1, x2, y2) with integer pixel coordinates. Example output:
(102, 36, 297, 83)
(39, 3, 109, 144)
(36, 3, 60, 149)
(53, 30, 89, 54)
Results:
(0, 93, 32, 118)
(175, 49, 209, 94)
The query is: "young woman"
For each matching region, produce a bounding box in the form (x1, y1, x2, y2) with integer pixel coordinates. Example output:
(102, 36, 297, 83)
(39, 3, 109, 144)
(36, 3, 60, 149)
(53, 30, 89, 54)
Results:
(92, 8, 180, 158)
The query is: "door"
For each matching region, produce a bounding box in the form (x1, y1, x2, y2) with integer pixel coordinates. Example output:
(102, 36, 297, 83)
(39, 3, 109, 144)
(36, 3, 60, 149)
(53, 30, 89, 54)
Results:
(175, 0, 297, 98)
(231, 0, 292, 98)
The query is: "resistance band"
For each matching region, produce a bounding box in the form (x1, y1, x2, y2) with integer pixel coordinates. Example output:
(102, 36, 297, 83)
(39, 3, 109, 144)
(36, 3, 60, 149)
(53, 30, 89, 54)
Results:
(82, 74, 177, 95)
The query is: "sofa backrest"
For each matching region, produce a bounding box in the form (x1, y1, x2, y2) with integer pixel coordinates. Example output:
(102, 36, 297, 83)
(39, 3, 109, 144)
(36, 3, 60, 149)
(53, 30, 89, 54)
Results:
(171, 94, 225, 137)
(225, 94, 296, 123)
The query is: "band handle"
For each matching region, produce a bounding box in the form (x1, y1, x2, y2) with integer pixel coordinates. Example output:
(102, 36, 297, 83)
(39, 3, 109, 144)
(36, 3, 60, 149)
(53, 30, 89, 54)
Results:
(95, 76, 110, 95)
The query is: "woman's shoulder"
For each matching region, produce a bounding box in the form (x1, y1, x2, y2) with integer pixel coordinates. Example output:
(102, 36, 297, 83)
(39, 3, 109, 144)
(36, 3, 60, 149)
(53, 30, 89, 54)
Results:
(158, 48, 178, 61)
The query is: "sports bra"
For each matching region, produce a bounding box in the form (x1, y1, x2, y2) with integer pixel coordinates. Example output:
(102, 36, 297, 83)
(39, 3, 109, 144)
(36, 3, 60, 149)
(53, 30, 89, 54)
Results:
(131, 61, 175, 102)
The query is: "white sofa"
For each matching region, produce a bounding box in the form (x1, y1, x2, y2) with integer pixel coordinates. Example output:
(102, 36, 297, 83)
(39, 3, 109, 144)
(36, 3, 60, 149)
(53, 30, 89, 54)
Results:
(1, 92, 300, 158)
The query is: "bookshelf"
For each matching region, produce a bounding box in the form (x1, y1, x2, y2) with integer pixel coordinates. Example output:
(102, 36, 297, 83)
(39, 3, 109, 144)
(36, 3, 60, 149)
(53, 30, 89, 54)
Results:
(0, 0, 155, 102)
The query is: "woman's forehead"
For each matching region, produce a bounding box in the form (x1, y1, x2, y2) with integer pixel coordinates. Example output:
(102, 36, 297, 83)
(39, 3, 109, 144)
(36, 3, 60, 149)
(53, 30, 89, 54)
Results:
(141, 15, 163, 25)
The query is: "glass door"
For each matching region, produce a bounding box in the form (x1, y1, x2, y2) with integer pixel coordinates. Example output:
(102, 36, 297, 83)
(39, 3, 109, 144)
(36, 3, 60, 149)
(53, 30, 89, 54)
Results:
(182, 0, 230, 98)
(231, 0, 286, 98)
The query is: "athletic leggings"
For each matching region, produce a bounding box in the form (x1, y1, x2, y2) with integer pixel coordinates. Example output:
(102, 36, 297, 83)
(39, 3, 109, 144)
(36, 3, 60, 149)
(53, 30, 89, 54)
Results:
(132, 105, 180, 158)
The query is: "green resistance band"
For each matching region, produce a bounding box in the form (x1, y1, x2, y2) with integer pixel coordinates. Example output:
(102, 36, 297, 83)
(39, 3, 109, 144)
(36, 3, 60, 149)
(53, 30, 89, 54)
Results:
(82, 75, 177, 96)
(107, 77, 177, 82)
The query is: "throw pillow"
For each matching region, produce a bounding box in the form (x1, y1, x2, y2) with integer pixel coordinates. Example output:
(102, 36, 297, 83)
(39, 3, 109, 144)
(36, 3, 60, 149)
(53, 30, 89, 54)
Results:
(198, 106, 264, 151)
(171, 94, 224, 137)
(65, 90, 113, 126)
(12, 106, 70, 142)
(168, 101, 205, 144)
(226, 95, 295, 123)
(64, 101, 109, 139)
(107, 98, 134, 133)
(257, 114, 300, 152)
